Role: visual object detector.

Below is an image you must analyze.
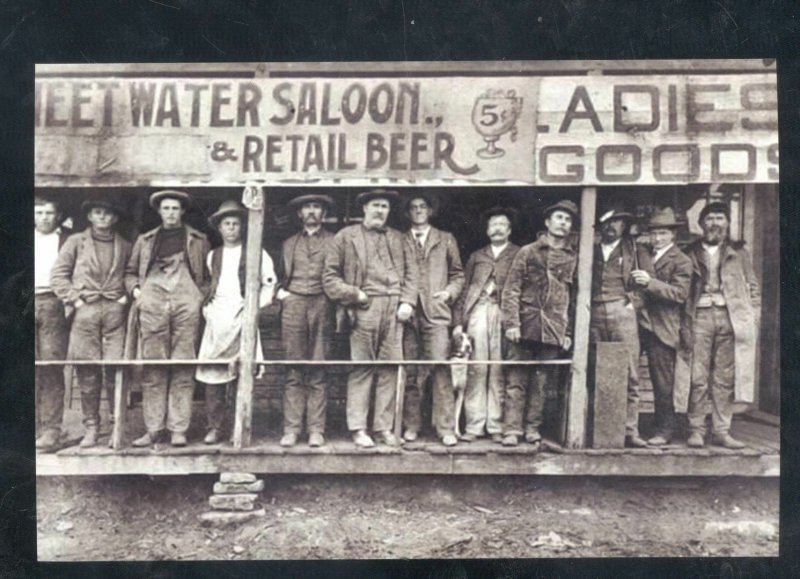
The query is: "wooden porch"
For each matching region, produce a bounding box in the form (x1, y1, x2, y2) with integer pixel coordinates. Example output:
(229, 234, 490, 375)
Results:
(37, 414, 779, 478)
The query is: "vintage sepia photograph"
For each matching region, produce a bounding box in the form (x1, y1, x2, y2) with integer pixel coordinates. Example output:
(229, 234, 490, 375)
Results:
(31, 59, 779, 561)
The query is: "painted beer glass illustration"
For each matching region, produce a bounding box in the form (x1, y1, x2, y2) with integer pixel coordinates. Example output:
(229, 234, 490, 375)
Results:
(471, 89, 523, 159)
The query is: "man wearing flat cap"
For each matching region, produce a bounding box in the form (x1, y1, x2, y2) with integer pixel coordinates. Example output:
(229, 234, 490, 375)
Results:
(453, 207, 520, 443)
(631, 207, 692, 446)
(196, 199, 275, 445)
(401, 192, 464, 447)
(500, 200, 579, 448)
(34, 195, 72, 451)
(50, 194, 132, 448)
(274, 193, 336, 448)
(590, 204, 654, 448)
(681, 201, 760, 449)
(323, 189, 419, 448)
(125, 190, 210, 447)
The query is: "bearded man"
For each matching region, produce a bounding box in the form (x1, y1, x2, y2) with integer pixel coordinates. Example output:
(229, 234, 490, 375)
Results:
(683, 202, 760, 449)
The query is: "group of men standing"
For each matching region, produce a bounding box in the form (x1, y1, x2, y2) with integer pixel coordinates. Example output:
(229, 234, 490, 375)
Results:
(34, 187, 761, 452)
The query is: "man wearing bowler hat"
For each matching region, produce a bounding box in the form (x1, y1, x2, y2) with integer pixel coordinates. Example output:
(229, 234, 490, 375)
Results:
(274, 193, 336, 448)
(401, 192, 464, 447)
(631, 207, 692, 446)
(34, 195, 72, 451)
(323, 189, 418, 448)
(501, 200, 579, 448)
(196, 199, 275, 445)
(590, 204, 654, 448)
(50, 193, 132, 448)
(453, 206, 520, 443)
(125, 190, 210, 447)
(682, 201, 760, 449)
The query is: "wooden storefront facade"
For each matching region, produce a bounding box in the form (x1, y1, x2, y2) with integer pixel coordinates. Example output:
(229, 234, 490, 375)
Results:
(35, 60, 779, 476)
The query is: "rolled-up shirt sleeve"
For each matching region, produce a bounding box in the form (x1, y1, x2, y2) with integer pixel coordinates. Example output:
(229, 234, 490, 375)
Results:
(259, 249, 276, 306)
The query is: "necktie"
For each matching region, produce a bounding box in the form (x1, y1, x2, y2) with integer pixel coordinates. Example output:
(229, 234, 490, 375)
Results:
(414, 231, 424, 247)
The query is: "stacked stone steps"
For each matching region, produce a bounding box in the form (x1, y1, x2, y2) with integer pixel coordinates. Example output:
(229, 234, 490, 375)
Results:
(198, 472, 267, 526)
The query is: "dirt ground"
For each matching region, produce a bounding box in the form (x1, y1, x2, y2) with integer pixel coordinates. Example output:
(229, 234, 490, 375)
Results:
(36, 474, 778, 560)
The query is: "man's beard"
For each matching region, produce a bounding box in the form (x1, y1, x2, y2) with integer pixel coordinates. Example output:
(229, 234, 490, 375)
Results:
(364, 215, 387, 229)
(601, 230, 620, 244)
(703, 225, 727, 245)
(304, 215, 321, 226)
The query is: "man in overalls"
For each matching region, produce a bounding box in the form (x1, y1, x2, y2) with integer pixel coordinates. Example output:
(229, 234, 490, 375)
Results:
(125, 190, 210, 447)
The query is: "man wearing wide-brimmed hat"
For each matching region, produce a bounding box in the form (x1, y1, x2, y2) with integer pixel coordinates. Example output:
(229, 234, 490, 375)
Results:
(195, 199, 275, 445)
(590, 203, 654, 448)
(500, 200, 579, 448)
(124, 189, 210, 447)
(679, 201, 760, 449)
(401, 192, 464, 447)
(50, 193, 131, 448)
(33, 194, 72, 451)
(274, 193, 336, 448)
(452, 206, 520, 443)
(631, 207, 692, 446)
(323, 189, 419, 448)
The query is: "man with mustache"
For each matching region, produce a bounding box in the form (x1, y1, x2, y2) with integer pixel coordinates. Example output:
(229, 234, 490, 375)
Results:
(501, 200, 579, 448)
(590, 205, 654, 448)
(683, 202, 760, 449)
(401, 193, 464, 447)
(323, 189, 418, 448)
(50, 194, 132, 448)
(453, 207, 520, 443)
(275, 194, 336, 448)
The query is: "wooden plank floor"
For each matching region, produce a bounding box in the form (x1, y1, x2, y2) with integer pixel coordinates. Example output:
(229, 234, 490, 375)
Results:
(37, 416, 779, 478)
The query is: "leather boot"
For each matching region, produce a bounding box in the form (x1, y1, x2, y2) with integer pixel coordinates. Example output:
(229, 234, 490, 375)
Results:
(80, 425, 99, 448)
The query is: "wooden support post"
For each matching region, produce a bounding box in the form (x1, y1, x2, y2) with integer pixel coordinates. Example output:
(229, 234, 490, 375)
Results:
(233, 185, 266, 449)
(565, 186, 597, 449)
(111, 367, 128, 450)
(394, 365, 406, 439)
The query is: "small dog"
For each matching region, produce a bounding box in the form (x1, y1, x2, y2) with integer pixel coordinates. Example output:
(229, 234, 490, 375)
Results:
(450, 329, 473, 438)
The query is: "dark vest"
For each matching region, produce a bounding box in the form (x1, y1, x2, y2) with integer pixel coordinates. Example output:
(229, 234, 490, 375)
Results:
(592, 243, 627, 303)
(208, 245, 246, 300)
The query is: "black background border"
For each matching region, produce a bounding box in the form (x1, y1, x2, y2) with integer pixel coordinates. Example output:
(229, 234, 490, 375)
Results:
(1, 1, 798, 577)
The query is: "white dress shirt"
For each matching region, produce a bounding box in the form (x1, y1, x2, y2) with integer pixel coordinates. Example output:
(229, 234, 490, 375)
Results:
(35, 228, 61, 292)
(653, 242, 674, 264)
(600, 238, 621, 262)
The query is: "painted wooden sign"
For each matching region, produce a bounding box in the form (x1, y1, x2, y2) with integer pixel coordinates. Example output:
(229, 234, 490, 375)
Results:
(35, 69, 777, 187)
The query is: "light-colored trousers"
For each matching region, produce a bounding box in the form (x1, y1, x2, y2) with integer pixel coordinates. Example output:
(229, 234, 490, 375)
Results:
(464, 298, 505, 436)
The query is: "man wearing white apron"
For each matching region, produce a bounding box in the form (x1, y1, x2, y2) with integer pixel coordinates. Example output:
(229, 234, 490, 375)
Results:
(196, 200, 275, 444)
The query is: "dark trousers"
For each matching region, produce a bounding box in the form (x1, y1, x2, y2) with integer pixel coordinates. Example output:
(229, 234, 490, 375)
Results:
(281, 293, 333, 435)
(503, 340, 562, 437)
(35, 293, 68, 435)
(347, 295, 402, 432)
(590, 300, 641, 437)
(205, 382, 232, 431)
(688, 306, 735, 436)
(70, 298, 126, 427)
(138, 274, 202, 435)
(641, 329, 676, 438)
(403, 312, 454, 438)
